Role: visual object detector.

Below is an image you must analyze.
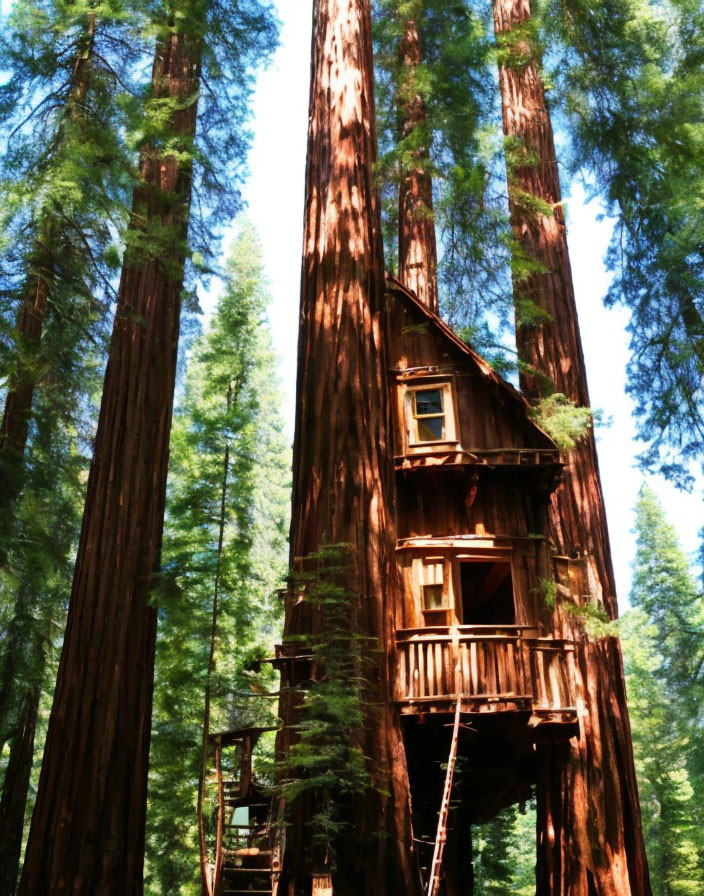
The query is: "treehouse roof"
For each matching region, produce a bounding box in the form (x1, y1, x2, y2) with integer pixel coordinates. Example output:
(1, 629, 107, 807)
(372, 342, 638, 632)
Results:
(385, 274, 557, 452)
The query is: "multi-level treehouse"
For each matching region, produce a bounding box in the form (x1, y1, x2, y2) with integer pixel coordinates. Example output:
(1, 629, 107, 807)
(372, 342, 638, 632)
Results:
(385, 277, 578, 891)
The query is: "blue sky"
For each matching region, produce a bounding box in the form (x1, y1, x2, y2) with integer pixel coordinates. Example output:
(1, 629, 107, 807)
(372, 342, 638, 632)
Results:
(238, 0, 704, 604)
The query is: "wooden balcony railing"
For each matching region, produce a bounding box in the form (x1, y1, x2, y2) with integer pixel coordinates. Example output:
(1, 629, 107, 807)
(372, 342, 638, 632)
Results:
(394, 626, 576, 727)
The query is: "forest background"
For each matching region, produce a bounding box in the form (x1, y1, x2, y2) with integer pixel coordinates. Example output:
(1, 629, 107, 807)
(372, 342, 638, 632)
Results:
(0, 0, 703, 892)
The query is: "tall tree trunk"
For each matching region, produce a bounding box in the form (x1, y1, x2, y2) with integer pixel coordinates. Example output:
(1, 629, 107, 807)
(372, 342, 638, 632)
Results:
(276, 2, 420, 894)
(0, 685, 40, 896)
(493, 1, 651, 894)
(0, 18, 95, 517)
(397, 17, 439, 314)
(18, 28, 201, 896)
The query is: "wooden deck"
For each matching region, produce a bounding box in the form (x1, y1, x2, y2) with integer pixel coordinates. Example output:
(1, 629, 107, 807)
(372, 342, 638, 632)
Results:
(394, 625, 576, 728)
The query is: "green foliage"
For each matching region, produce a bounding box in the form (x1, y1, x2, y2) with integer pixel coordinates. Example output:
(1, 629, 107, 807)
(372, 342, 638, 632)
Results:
(473, 801, 536, 895)
(540, 0, 704, 483)
(373, 0, 516, 362)
(622, 484, 704, 892)
(277, 543, 373, 869)
(145, 222, 290, 896)
(529, 393, 593, 451)
(538, 576, 557, 610)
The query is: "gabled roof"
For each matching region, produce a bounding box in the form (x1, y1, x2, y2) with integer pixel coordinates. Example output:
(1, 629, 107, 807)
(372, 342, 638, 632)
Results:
(385, 274, 556, 450)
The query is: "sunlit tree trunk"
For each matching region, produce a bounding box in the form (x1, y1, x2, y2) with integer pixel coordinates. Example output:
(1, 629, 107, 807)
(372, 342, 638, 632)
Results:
(276, 2, 420, 894)
(397, 16, 438, 313)
(493, 1, 652, 894)
(18, 28, 201, 896)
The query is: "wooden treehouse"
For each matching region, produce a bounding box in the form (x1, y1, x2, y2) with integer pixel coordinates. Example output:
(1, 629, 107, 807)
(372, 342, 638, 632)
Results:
(385, 277, 579, 892)
(202, 727, 279, 896)
(273, 274, 584, 893)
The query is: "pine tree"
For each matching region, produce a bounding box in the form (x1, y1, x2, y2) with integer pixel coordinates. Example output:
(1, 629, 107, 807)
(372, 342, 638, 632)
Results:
(624, 483, 704, 896)
(146, 221, 289, 896)
(622, 610, 704, 896)
(541, 0, 704, 483)
(0, 0, 134, 518)
(492, 0, 651, 891)
(17, 1, 277, 890)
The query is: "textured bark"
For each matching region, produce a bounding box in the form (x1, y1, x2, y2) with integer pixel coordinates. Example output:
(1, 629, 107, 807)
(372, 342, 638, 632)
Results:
(0, 19, 94, 517)
(0, 685, 40, 896)
(276, 2, 420, 894)
(18, 29, 200, 896)
(493, 1, 651, 894)
(397, 19, 439, 314)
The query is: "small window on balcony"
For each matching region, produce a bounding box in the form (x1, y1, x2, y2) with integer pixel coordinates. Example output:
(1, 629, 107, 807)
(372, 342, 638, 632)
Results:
(404, 381, 457, 447)
(421, 558, 449, 622)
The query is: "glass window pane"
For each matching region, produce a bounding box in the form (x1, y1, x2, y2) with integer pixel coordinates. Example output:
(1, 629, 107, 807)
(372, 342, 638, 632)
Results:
(417, 416, 444, 441)
(415, 389, 443, 415)
(423, 584, 444, 609)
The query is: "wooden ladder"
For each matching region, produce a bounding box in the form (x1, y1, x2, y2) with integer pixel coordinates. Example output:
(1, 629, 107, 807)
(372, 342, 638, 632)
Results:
(427, 692, 462, 896)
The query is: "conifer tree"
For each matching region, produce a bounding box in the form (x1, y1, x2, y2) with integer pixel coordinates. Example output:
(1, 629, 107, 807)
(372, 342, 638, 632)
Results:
(17, 2, 277, 890)
(0, 0, 134, 519)
(492, 0, 651, 891)
(621, 610, 704, 896)
(541, 0, 704, 483)
(373, 0, 515, 359)
(276, 1, 420, 892)
(623, 484, 704, 893)
(146, 222, 289, 896)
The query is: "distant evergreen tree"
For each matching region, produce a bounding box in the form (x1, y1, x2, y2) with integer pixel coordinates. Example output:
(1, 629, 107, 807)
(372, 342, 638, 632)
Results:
(622, 483, 704, 894)
(145, 222, 289, 896)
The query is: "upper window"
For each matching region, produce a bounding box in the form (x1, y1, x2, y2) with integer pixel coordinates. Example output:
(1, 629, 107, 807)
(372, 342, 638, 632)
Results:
(403, 381, 457, 448)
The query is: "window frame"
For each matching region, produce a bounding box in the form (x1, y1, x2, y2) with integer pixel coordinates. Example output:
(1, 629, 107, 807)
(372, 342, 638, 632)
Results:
(398, 376, 459, 454)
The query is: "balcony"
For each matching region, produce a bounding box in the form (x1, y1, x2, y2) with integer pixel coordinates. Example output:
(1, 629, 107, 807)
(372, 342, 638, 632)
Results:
(394, 625, 577, 730)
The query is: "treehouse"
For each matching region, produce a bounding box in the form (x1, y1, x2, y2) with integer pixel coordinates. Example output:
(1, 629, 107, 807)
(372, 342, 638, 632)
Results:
(382, 278, 580, 877)
(385, 276, 576, 730)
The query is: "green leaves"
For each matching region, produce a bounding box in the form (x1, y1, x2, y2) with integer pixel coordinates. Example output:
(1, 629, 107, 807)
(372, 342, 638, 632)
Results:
(146, 222, 289, 895)
(529, 392, 593, 451)
(622, 484, 704, 891)
(541, 0, 704, 481)
(277, 543, 375, 867)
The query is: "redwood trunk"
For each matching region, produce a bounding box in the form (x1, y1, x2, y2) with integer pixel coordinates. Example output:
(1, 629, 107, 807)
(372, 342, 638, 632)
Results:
(493, 1, 651, 894)
(397, 18, 439, 314)
(0, 684, 40, 896)
(18, 29, 200, 896)
(276, 2, 419, 894)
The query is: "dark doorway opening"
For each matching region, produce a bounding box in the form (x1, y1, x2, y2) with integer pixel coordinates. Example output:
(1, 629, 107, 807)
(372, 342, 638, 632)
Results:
(460, 561, 515, 625)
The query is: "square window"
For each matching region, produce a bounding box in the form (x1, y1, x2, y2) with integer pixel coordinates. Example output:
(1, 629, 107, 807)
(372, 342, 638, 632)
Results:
(423, 583, 445, 610)
(407, 386, 452, 444)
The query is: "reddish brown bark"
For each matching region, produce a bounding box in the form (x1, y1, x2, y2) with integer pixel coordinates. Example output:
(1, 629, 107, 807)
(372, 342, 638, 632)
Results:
(276, 2, 420, 894)
(397, 18, 439, 314)
(17, 29, 201, 896)
(0, 685, 40, 896)
(493, 1, 651, 894)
